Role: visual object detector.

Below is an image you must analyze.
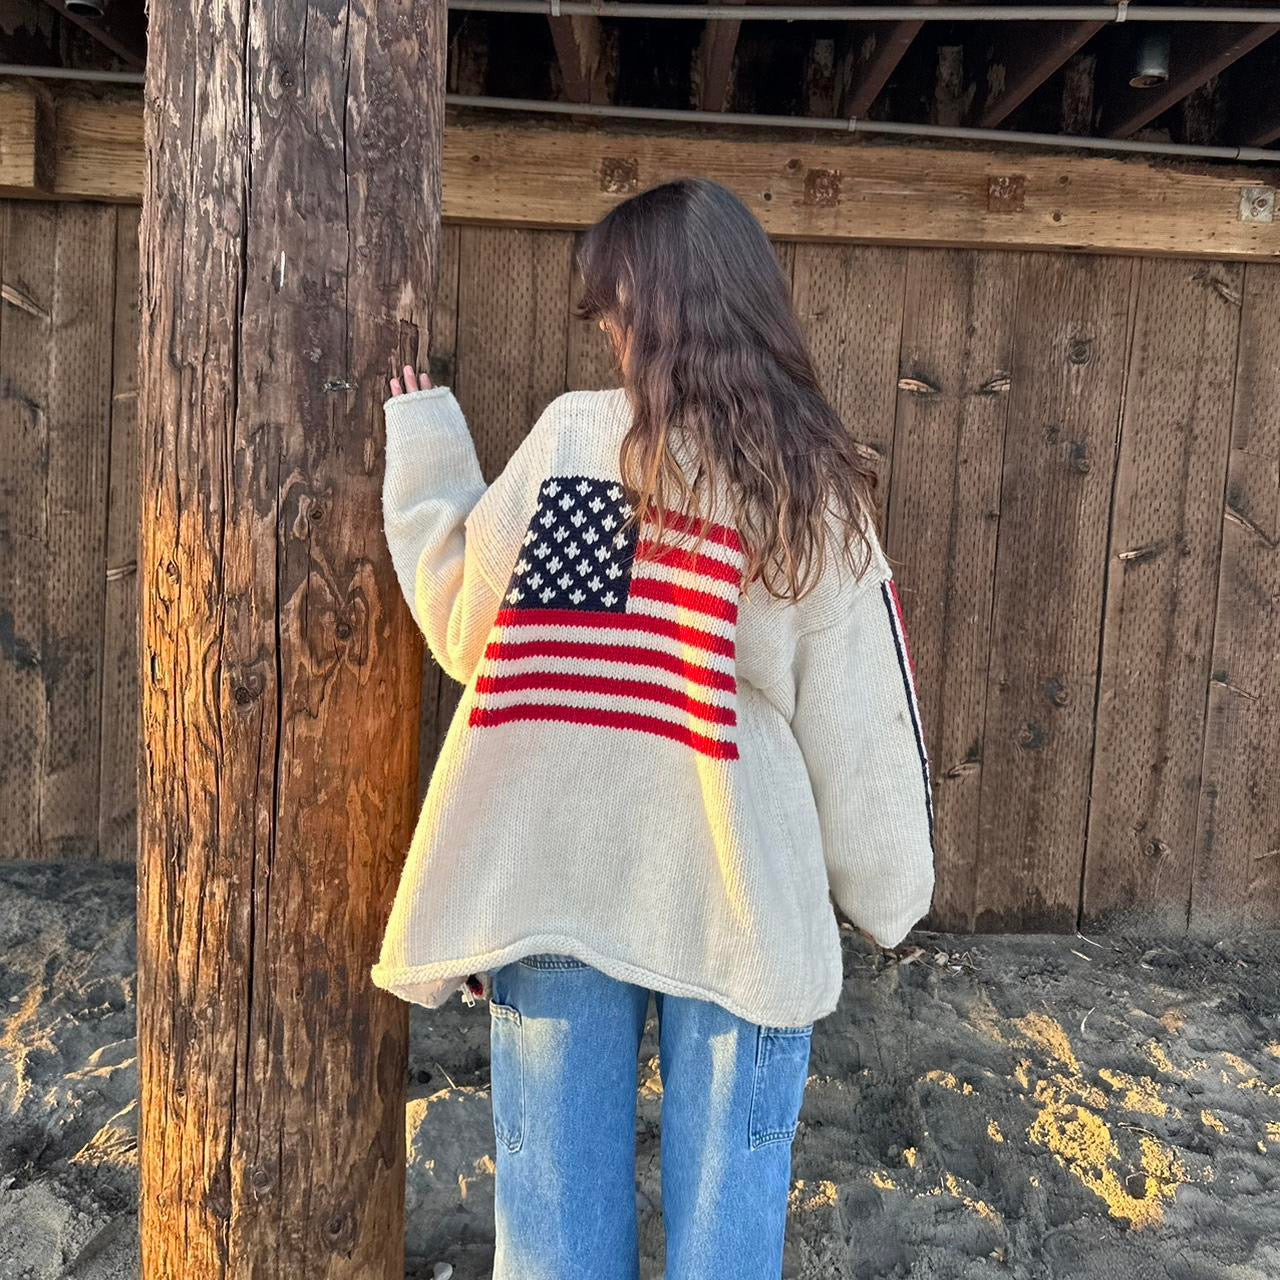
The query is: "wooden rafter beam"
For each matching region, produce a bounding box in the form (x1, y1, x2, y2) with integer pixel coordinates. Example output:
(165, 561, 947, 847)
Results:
(547, 15, 609, 104)
(36, 0, 146, 70)
(977, 21, 1105, 128)
(1240, 104, 1280, 147)
(5, 86, 1279, 262)
(836, 17, 927, 119)
(696, 14, 741, 111)
(1104, 24, 1279, 139)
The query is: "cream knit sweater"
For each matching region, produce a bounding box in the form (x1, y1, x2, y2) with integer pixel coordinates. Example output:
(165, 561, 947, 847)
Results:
(370, 385, 935, 1029)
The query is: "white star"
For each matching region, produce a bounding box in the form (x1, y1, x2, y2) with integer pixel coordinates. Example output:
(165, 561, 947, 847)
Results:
(559, 494, 574, 511)
(523, 530, 536, 546)
(506, 588, 524, 604)
(607, 485, 622, 501)
(565, 543, 579, 559)
(570, 510, 586, 527)
(583, 528, 599, 544)
(540, 587, 554, 603)
(589, 497, 605, 513)
(533, 543, 550, 559)
(602, 516, 617, 531)
(569, 589, 585, 604)
(558, 573, 572, 589)
(602, 591, 618, 607)
(576, 480, 591, 495)
(547, 556, 562, 574)
(597, 545, 613, 561)
(539, 511, 555, 528)
(606, 563, 624, 580)
(513, 558, 529, 575)
(588, 576, 602, 591)
(577, 559, 591, 575)
(544, 481, 560, 496)
(527, 572, 543, 589)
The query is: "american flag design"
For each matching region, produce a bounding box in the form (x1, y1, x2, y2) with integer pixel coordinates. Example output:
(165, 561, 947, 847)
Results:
(469, 474, 744, 760)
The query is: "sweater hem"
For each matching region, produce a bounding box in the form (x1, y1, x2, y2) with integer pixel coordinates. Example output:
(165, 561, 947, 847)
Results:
(371, 936, 838, 1030)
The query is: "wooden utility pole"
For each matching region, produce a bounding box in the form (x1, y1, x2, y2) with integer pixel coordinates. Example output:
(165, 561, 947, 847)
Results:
(137, 3, 445, 1275)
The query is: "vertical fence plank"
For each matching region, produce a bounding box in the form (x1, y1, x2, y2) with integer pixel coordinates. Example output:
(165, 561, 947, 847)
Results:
(1083, 258, 1242, 930)
(41, 203, 116, 857)
(1191, 262, 1280, 929)
(975, 253, 1135, 931)
(791, 244, 905, 527)
(98, 205, 141, 860)
(886, 248, 1022, 931)
(1, 204, 56, 858)
(454, 225, 575, 480)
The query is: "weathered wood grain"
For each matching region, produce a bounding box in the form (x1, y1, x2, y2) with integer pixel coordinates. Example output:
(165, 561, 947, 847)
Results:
(98, 204, 141, 862)
(1083, 258, 1243, 931)
(1191, 263, 1280, 929)
(885, 248, 1022, 932)
(137, 0, 446, 1274)
(974, 252, 1134, 932)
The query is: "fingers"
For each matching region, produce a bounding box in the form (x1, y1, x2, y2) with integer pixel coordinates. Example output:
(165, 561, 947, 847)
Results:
(387, 363, 434, 398)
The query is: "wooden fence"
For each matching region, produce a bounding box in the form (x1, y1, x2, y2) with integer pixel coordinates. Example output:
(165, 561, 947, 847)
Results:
(2, 196, 1277, 934)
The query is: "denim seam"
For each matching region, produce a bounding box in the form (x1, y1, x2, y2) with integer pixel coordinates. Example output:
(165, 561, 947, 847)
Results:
(748, 1027, 810, 1150)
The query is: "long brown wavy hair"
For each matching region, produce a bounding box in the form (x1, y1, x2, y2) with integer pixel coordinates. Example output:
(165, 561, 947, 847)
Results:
(574, 177, 879, 601)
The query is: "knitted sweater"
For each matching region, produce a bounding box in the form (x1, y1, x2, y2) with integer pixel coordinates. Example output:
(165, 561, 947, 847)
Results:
(370, 385, 936, 1029)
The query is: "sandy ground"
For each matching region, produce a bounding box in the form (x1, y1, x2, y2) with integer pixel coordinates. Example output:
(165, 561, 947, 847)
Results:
(2, 862, 1278, 1280)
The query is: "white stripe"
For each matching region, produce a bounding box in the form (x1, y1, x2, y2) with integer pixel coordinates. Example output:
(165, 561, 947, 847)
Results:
(638, 531, 745, 575)
(483, 654, 737, 706)
(489, 622, 737, 675)
(629, 557, 742, 602)
(625, 594, 737, 638)
(475, 685, 736, 734)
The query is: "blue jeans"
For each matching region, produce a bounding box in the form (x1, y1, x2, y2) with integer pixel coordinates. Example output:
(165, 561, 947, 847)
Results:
(486, 953, 814, 1280)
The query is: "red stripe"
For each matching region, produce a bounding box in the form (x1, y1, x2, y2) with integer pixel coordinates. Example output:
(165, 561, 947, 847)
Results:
(628, 577, 738, 623)
(493, 608, 734, 659)
(887, 578, 917, 679)
(645, 509, 741, 552)
(470, 702, 739, 760)
(475, 672, 737, 725)
(484, 639, 737, 692)
(633, 540, 742, 586)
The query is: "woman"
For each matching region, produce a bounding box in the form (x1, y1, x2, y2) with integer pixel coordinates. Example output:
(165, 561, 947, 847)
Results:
(373, 178, 935, 1279)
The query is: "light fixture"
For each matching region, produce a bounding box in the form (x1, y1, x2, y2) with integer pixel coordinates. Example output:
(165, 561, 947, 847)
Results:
(1129, 29, 1170, 88)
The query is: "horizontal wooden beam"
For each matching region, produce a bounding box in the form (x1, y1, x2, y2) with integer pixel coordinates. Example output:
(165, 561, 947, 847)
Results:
(3, 85, 1278, 261)
(438, 118, 1280, 260)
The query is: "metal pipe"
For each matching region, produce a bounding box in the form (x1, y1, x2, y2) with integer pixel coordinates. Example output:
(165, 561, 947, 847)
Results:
(448, 93, 1280, 162)
(451, 1, 1280, 21)
(0, 62, 143, 84)
(1, 68, 1276, 163)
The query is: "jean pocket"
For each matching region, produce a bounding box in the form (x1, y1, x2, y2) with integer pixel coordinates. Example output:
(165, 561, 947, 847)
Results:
(489, 1001, 524, 1153)
(748, 1024, 813, 1150)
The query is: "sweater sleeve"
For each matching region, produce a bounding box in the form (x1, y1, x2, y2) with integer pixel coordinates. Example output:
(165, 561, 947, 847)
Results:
(380, 386, 502, 685)
(790, 570, 937, 949)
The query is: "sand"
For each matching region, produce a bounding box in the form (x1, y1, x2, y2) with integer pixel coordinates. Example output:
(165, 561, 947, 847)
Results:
(2, 861, 1278, 1279)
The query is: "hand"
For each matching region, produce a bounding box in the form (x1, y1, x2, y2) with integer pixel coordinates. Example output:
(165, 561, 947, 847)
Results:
(388, 362, 433, 398)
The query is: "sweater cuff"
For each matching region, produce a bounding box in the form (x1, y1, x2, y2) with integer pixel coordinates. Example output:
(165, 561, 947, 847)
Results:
(383, 384, 465, 436)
